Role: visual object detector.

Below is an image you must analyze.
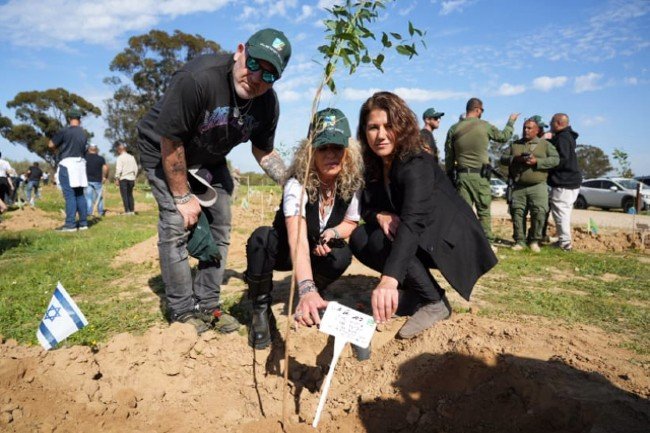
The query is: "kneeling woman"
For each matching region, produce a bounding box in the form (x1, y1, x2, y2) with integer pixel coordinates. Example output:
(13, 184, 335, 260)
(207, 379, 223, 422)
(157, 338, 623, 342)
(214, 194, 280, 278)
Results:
(245, 108, 364, 349)
(350, 92, 497, 339)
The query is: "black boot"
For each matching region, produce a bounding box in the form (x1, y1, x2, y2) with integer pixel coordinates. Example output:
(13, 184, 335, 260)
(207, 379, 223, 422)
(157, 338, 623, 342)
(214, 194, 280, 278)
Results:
(246, 273, 274, 349)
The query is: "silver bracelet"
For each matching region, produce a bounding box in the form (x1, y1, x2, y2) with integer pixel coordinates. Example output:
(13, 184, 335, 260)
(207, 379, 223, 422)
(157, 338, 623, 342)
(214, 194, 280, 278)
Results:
(328, 227, 340, 239)
(173, 191, 193, 205)
(298, 279, 318, 297)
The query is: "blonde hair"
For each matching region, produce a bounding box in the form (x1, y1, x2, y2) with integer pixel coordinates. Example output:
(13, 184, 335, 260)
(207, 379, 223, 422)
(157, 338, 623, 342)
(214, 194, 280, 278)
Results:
(284, 139, 364, 203)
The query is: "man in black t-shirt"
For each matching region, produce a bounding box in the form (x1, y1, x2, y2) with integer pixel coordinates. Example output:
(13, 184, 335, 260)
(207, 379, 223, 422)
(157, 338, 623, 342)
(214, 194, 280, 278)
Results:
(25, 162, 43, 207)
(136, 28, 291, 333)
(85, 144, 109, 217)
(419, 107, 444, 163)
(48, 109, 89, 231)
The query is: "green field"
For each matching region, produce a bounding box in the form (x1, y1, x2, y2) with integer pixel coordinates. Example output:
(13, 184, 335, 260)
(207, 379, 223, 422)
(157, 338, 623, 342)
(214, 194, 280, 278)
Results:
(1, 183, 648, 356)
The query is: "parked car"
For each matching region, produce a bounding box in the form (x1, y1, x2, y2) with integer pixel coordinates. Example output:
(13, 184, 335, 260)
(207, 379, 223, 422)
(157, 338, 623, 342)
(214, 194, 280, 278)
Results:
(576, 177, 650, 212)
(490, 178, 507, 198)
(635, 175, 650, 187)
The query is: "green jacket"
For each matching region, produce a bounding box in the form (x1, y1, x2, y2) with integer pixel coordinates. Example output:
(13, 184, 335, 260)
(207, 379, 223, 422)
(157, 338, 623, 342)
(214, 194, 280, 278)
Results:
(445, 117, 515, 172)
(500, 137, 559, 185)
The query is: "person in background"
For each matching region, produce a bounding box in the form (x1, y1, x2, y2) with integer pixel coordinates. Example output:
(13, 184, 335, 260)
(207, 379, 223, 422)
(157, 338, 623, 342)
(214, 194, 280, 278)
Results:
(351, 92, 497, 339)
(85, 144, 109, 217)
(547, 113, 582, 251)
(0, 152, 14, 205)
(48, 109, 89, 232)
(114, 143, 138, 215)
(444, 98, 519, 244)
(500, 116, 559, 252)
(25, 162, 44, 207)
(419, 107, 444, 163)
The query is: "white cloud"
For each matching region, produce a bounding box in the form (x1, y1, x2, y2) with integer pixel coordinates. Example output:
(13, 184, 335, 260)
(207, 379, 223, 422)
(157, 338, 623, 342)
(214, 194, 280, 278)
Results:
(496, 83, 526, 96)
(516, 0, 650, 64)
(317, 0, 341, 9)
(295, 5, 313, 22)
(399, 1, 417, 16)
(339, 87, 469, 102)
(625, 77, 639, 85)
(582, 115, 606, 127)
(0, 0, 231, 48)
(574, 72, 603, 93)
(532, 76, 568, 92)
(439, 0, 475, 15)
(342, 88, 382, 101)
(393, 87, 470, 101)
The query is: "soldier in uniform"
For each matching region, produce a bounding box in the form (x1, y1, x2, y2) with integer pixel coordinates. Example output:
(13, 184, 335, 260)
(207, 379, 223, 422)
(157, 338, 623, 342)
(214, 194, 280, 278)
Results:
(500, 117, 559, 252)
(419, 107, 444, 163)
(444, 98, 519, 242)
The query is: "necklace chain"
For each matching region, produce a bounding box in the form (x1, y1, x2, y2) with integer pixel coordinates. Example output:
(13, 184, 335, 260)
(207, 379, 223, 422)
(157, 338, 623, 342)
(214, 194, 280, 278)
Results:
(230, 80, 253, 125)
(319, 181, 336, 218)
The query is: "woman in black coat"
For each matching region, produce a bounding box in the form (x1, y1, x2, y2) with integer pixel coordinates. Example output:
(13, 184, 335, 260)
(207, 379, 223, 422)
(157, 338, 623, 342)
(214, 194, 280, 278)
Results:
(350, 92, 497, 339)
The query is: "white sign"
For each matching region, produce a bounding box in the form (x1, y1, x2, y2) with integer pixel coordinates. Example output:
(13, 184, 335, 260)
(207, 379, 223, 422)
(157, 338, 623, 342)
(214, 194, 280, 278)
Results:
(312, 302, 376, 428)
(318, 301, 376, 349)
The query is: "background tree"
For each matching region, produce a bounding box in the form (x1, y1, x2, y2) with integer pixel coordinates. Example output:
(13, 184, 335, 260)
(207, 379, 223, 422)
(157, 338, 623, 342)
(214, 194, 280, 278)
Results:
(104, 30, 224, 158)
(612, 148, 634, 178)
(1, 89, 101, 167)
(576, 144, 612, 179)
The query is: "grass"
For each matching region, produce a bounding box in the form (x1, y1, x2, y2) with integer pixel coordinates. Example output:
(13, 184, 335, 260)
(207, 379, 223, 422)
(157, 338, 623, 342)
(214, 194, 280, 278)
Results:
(0, 184, 162, 346)
(478, 247, 650, 354)
(1, 182, 648, 357)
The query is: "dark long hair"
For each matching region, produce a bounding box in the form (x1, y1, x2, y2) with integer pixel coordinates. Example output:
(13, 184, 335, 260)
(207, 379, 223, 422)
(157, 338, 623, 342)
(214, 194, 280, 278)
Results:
(357, 91, 424, 181)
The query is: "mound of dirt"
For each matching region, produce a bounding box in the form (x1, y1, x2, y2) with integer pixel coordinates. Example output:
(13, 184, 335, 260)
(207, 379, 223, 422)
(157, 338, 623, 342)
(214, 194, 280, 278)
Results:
(0, 207, 61, 231)
(493, 218, 649, 253)
(1, 312, 648, 432)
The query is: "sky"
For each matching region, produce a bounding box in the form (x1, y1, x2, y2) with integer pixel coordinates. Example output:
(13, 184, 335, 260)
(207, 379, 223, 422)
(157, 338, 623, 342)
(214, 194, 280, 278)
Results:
(0, 0, 649, 175)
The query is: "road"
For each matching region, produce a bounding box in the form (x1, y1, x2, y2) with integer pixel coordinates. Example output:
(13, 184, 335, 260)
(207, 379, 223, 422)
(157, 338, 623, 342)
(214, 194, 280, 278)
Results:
(491, 199, 650, 231)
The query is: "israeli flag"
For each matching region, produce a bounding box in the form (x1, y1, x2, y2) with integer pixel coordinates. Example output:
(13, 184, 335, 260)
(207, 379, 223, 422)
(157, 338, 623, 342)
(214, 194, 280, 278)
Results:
(36, 282, 88, 350)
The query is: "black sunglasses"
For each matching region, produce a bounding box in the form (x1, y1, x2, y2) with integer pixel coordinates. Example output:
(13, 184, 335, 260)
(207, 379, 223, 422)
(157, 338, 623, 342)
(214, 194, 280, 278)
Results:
(245, 54, 278, 84)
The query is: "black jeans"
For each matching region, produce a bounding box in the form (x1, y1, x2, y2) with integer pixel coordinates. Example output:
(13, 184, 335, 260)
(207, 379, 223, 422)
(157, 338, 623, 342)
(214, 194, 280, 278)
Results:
(119, 179, 135, 212)
(246, 226, 352, 284)
(349, 224, 443, 303)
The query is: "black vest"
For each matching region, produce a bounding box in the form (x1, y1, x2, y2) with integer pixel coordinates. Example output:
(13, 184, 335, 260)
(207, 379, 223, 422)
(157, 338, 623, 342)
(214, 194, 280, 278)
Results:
(273, 189, 351, 248)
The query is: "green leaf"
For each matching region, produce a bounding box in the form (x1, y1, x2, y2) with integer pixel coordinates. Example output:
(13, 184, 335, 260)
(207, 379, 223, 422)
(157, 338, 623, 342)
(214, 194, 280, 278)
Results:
(372, 53, 385, 72)
(325, 62, 334, 79)
(324, 19, 337, 31)
(396, 44, 411, 56)
(408, 21, 415, 37)
(381, 32, 392, 48)
(390, 32, 402, 40)
(327, 79, 337, 94)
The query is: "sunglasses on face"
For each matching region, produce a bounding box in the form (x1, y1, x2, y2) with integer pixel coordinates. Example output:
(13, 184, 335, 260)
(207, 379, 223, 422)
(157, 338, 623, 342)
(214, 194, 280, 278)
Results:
(245, 55, 278, 84)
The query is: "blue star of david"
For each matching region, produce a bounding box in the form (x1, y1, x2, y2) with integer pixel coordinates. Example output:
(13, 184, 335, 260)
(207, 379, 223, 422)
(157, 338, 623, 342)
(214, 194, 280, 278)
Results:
(45, 305, 61, 321)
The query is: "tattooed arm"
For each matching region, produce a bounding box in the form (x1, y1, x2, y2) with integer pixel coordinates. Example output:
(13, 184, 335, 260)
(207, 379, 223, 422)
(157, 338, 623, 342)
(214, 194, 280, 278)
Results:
(161, 137, 201, 228)
(252, 147, 286, 185)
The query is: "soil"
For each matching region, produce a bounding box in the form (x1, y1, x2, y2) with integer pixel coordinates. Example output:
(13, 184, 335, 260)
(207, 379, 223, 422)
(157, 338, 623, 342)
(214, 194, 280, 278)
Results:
(1, 203, 649, 432)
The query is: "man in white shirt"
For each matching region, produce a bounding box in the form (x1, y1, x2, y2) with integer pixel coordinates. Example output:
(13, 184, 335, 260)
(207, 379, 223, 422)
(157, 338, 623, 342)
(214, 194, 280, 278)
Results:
(0, 152, 14, 205)
(114, 143, 138, 215)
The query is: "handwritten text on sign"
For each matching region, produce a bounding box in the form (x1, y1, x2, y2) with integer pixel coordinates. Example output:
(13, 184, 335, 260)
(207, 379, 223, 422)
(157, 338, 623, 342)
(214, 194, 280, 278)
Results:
(319, 301, 376, 349)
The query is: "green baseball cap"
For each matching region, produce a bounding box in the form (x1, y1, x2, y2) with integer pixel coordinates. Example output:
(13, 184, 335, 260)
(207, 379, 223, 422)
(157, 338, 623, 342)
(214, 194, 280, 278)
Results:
(309, 108, 351, 148)
(528, 115, 548, 129)
(187, 211, 222, 263)
(423, 107, 444, 119)
(246, 28, 291, 78)
(67, 108, 82, 120)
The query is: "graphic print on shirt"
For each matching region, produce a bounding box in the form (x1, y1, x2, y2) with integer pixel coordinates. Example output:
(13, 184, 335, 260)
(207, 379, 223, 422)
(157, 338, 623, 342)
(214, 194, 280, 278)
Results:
(199, 106, 258, 143)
